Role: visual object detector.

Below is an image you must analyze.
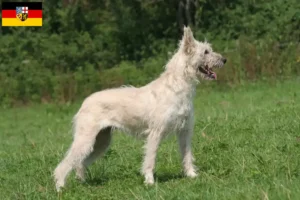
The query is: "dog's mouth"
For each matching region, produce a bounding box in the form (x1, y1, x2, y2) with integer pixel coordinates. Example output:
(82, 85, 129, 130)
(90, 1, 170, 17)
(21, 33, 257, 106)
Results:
(198, 65, 217, 80)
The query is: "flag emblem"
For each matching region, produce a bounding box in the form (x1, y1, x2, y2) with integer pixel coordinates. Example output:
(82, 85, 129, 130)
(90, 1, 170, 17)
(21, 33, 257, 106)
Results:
(16, 7, 28, 21)
(2, 2, 42, 26)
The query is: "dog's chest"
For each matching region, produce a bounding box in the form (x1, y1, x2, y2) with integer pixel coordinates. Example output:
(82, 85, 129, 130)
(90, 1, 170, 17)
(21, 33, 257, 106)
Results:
(166, 97, 192, 131)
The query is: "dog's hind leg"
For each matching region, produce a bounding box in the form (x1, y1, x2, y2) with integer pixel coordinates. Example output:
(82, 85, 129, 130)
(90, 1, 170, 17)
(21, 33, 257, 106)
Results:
(54, 120, 100, 191)
(75, 127, 112, 181)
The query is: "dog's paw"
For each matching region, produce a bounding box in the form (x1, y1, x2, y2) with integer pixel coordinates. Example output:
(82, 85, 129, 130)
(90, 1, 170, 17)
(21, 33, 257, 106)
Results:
(55, 178, 65, 192)
(55, 183, 64, 192)
(186, 170, 198, 178)
(75, 166, 86, 182)
(144, 179, 154, 185)
(144, 173, 154, 185)
(75, 175, 86, 183)
(75, 171, 86, 183)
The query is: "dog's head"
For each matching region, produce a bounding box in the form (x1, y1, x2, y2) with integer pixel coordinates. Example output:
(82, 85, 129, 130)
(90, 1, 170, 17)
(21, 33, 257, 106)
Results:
(180, 26, 226, 80)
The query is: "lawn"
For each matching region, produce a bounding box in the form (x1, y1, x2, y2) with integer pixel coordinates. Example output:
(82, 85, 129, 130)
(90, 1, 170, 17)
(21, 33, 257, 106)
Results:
(0, 79, 300, 200)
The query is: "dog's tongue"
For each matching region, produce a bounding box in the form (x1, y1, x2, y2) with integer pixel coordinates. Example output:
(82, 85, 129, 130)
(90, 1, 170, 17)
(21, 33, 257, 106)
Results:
(210, 72, 217, 79)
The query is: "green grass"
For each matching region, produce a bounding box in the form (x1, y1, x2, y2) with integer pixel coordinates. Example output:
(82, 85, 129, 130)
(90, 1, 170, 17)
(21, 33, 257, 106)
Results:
(1, 79, 300, 200)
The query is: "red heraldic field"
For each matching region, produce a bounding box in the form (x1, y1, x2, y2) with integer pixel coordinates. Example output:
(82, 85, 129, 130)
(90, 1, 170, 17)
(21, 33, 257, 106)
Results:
(2, 2, 42, 26)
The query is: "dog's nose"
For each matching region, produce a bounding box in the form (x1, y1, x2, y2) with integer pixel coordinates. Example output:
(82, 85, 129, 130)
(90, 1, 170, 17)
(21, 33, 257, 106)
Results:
(222, 58, 227, 64)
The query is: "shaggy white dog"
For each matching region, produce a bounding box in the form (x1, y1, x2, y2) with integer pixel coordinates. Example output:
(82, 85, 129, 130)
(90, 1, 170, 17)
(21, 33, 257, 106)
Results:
(54, 27, 226, 191)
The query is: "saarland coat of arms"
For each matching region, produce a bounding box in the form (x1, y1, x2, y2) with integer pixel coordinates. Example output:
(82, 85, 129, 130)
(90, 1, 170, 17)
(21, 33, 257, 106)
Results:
(16, 7, 28, 21)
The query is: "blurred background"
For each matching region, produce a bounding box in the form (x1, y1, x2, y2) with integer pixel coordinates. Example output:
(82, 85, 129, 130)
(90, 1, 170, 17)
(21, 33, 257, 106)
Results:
(0, 0, 299, 106)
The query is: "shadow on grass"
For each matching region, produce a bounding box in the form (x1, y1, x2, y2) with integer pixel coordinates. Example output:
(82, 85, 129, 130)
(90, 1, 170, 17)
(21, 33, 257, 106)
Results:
(87, 176, 110, 186)
(86, 172, 184, 186)
(155, 172, 184, 183)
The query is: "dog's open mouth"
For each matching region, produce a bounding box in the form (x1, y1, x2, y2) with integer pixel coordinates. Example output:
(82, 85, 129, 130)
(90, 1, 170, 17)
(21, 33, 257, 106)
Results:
(198, 65, 217, 80)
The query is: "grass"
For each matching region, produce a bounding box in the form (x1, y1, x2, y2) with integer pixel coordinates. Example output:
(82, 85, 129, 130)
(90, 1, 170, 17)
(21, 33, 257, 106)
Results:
(1, 78, 300, 200)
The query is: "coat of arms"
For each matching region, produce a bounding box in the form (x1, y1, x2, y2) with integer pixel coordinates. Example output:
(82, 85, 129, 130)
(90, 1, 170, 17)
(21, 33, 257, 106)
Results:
(16, 7, 28, 21)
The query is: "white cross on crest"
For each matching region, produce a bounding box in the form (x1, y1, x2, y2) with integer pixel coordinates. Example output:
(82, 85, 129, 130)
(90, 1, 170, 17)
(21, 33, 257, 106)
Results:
(22, 7, 28, 13)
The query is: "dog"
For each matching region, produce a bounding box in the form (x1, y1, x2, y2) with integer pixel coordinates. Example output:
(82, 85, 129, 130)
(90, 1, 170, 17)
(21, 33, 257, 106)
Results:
(54, 26, 226, 191)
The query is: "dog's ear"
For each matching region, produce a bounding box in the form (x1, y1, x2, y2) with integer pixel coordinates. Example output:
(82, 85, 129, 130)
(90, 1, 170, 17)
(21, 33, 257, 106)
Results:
(182, 26, 195, 54)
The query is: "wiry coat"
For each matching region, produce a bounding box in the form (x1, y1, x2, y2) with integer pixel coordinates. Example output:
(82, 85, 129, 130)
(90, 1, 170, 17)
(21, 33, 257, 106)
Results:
(54, 27, 226, 191)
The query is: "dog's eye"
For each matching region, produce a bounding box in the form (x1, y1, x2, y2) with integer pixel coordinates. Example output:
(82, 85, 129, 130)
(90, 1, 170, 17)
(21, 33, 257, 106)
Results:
(204, 50, 209, 54)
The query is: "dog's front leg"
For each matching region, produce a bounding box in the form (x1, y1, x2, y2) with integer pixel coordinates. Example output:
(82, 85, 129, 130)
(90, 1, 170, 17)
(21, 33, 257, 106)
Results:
(141, 132, 162, 185)
(177, 114, 198, 178)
